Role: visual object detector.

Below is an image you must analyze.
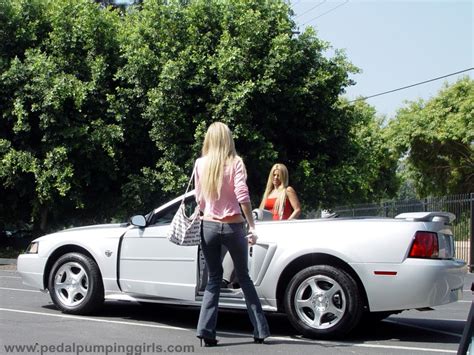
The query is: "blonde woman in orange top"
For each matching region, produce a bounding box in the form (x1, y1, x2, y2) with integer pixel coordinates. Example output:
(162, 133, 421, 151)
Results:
(259, 163, 301, 220)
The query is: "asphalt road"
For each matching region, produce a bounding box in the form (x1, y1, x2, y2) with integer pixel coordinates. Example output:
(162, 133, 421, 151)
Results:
(0, 266, 472, 355)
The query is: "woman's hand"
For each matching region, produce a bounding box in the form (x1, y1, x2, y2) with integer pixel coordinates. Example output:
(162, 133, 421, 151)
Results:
(247, 229, 258, 245)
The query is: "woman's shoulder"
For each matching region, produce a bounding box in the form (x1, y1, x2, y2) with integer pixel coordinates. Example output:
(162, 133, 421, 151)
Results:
(230, 155, 245, 168)
(232, 155, 243, 164)
(194, 156, 207, 173)
(195, 156, 206, 166)
(286, 186, 297, 194)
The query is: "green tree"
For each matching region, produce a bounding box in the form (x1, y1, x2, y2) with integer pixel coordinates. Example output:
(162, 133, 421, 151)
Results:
(387, 77, 474, 196)
(319, 99, 399, 207)
(115, 0, 383, 212)
(1, 0, 400, 234)
(0, 0, 123, 233)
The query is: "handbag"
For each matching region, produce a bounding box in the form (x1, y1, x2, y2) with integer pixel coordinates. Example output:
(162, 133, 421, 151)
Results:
(167, 166, 201, 246)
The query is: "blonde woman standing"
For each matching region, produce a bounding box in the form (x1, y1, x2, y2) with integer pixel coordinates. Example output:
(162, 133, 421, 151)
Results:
(194, 122, 270, 347)
(259, 163, 301, 220)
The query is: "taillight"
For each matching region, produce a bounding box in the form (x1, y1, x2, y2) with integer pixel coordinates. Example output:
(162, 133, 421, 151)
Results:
(408, 231, 439, 258)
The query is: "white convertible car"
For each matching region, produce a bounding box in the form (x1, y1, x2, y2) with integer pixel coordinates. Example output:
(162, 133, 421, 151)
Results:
(17, 192, 467, 338)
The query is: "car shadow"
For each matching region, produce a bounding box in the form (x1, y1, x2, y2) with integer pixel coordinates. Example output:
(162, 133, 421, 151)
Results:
(100, 301, 295, 335)
(347, 316, 463, 344)
(41, 301, 464, 346)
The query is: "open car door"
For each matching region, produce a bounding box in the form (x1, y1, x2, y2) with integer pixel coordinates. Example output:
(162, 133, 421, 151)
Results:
(119, 196, 199, 301)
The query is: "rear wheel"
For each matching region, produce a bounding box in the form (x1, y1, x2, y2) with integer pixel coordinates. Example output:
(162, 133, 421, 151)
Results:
(48, 253, 104, 314)
(284, 265, 363, 338)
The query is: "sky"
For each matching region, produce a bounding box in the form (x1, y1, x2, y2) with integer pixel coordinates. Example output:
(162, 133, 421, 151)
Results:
(116, 0, 472, 118)
(292, 0, 473, 118)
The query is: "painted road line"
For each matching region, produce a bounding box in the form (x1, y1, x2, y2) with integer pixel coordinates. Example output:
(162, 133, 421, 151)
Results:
(0, 308, 191, 331)
(0, 308, 458, 353)
(0, 287, 41, 293)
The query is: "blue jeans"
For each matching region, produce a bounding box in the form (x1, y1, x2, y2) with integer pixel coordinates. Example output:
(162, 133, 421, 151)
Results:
(196, 221, 270, 340)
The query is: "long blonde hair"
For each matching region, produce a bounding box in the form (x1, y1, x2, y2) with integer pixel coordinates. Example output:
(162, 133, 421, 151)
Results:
(259, 163, 289, 218)
(200, 122, 238, 201)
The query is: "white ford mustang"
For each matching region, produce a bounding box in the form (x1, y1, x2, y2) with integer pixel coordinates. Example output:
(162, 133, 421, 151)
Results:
(17, 192, 467, 338)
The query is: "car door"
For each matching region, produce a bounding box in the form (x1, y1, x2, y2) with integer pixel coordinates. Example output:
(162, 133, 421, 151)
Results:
(119, 196, 199, 301)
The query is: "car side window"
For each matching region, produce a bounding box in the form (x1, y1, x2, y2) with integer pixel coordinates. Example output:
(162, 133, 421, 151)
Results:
(148, 196, 198, 226)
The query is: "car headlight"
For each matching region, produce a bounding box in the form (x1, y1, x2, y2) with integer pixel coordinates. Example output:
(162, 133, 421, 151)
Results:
(25, 242, 39, 254)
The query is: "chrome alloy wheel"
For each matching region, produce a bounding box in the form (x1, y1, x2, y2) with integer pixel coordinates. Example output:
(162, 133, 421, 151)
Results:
(294, 274, 346, 329)
(53, 262, 89, 307)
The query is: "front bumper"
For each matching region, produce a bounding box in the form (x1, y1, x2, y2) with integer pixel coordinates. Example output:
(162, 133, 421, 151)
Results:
(17, 254, 47, 291)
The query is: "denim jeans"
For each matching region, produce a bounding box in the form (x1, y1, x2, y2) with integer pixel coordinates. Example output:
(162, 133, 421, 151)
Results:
(196, 221, 270, 340)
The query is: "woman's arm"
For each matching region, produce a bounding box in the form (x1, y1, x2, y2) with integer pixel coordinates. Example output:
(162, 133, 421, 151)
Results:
(286, 186, 301, 219)
(233, 158, 258, 245)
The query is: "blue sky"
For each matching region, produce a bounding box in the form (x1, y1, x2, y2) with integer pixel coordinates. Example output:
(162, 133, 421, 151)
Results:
(292, 0, 473, 118)
(117, 0, 472, 118)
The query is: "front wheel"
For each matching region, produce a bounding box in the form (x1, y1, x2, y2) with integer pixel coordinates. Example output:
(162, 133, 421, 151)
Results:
(284, 265, 363, 338)
(48, 252, 104, 314)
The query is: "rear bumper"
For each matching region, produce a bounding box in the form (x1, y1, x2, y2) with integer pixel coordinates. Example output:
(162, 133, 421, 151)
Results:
(17, 254, 47, 291)
(352, 258, 468, 312)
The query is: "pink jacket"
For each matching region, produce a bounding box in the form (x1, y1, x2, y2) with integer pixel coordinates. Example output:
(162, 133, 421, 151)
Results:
(194, 156, 250, 218)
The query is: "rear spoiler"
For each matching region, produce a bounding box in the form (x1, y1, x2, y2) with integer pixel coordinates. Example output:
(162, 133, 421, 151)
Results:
(395, 212, 456, 224)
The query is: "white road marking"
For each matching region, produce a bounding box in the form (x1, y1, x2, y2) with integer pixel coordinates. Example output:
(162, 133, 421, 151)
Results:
(349, 343, 455, 353)
(0, 308, 190, 331)
(0, 287, 41, 293)
(217, 330, 457, 352)
(208, 331, 457, 352)
(0, 276, 21, 279)
(0, 307, 459, 353)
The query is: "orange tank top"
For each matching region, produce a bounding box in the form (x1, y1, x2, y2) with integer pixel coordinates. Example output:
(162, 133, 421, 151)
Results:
(264, 197, 293, 220)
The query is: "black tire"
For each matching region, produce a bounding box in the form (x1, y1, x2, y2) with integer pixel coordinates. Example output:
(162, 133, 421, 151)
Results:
(284, 265, 363, 339)
(48, 252, 104, 314)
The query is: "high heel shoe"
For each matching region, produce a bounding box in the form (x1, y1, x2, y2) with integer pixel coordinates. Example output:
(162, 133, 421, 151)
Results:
(253, 337, 265, 344)
(197, 336, 219, 347)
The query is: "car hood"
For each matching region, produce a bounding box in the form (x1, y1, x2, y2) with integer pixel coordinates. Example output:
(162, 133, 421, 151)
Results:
(34, 223, 130, 242)
(62, 223, 129, 233)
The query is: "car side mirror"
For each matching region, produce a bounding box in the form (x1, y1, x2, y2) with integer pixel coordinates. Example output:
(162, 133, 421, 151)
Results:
(130, 215, 146, 227)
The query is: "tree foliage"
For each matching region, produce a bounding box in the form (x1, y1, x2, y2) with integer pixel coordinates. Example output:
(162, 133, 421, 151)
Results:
(0, 0, 123, 232)
(0, 0, 399, 233)
(325, 100, 399, 207)
(386, 77, 473, 196)
(115, 0, 388, 212)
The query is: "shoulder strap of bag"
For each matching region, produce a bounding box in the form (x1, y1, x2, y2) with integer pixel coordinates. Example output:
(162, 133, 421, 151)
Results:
(179, 164, 196, 207)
